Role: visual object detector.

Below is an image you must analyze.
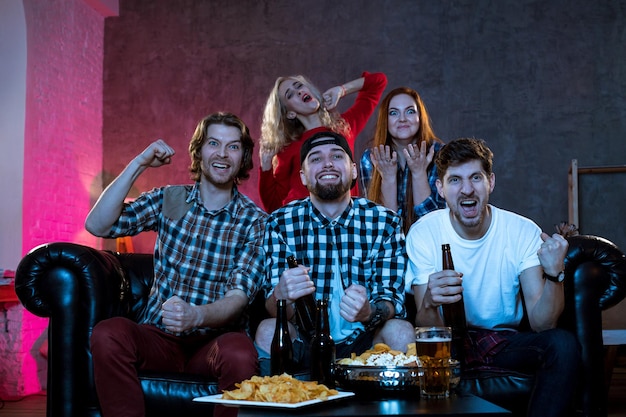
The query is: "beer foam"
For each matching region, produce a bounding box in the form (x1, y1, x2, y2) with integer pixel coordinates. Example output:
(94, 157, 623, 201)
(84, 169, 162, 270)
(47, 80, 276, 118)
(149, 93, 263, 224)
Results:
(416, 337, 451, 342)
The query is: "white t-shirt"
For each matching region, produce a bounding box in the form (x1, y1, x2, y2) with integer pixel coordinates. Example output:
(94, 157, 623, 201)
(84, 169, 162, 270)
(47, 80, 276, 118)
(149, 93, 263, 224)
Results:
(405, 206, 542, 330)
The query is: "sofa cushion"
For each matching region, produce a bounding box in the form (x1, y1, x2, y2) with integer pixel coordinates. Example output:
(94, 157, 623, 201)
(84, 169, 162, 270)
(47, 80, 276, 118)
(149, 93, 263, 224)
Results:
(458, 368, 533, 415)
(140, 371, 219, 417)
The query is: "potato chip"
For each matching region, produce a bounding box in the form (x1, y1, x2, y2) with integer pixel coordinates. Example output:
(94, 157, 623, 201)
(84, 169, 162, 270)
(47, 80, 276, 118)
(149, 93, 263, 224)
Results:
(372, 342, 390, 352)
(221, 374, 339, 403)
(337, 343, 418, 367)
(407, 342, 417, 357)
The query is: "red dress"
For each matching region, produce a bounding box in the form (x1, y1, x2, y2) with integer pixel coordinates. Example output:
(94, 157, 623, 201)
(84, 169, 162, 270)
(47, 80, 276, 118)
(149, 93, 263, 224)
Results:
(259, 71, 387, 213)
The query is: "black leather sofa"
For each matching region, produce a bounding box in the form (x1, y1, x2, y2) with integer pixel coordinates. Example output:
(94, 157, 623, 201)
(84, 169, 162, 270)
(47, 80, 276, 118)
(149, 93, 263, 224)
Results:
(14, 234, 626, 417)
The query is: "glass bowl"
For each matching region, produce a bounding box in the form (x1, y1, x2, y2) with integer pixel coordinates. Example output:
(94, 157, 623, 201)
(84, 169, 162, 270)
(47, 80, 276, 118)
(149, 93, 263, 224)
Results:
(335, 358, 461, 396)
(334, 363, 421, 395)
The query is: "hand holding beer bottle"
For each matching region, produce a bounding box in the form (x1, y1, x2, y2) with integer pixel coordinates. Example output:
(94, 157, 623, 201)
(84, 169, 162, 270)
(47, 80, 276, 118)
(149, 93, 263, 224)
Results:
(287, 256, 317, 339)
(440, 244, 467, 367)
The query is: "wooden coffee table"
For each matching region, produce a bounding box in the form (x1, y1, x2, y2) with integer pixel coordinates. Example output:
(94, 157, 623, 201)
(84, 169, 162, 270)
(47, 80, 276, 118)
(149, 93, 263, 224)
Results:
(236, 393, 512, 416)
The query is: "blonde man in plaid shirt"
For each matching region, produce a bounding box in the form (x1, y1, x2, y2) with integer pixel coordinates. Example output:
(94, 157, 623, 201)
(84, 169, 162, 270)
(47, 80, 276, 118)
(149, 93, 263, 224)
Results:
(85, 112, 267, 417)
(255, 131, 415, 373)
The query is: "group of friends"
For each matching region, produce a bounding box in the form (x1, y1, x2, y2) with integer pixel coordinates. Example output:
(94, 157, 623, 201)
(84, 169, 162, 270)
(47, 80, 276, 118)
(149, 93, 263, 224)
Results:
(84, 72, 581, 417)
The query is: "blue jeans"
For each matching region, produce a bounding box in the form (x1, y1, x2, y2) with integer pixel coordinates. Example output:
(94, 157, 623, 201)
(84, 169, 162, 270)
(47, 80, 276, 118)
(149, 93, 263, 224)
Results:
(490, 328, 581, 417)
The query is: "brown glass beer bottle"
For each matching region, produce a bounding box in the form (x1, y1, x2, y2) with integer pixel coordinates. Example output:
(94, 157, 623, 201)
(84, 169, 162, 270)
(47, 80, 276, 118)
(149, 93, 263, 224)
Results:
(287, 255, 317, 338)
(270, 298, 294, 375)
(310, 299, 336, 387)
(441, 244, 467, 366)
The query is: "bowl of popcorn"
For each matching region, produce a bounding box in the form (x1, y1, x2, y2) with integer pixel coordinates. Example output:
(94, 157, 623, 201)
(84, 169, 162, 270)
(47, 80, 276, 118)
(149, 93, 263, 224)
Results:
(334, 343, 421, 395)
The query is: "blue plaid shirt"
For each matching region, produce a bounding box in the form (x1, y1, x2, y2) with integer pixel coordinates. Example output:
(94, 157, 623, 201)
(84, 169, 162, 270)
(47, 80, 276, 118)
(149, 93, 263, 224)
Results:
(263, 197, 407, 343)
(107, 183, 268, 336)
(360, 141, 446, 220)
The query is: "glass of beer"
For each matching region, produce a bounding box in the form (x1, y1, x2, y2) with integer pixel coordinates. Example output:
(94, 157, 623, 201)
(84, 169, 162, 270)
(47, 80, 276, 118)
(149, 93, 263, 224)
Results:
(415, 326, 452, 398)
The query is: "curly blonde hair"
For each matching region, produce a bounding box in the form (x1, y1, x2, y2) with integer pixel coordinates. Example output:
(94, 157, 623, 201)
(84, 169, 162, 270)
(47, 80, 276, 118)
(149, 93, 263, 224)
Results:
(260, 75, 350, 155)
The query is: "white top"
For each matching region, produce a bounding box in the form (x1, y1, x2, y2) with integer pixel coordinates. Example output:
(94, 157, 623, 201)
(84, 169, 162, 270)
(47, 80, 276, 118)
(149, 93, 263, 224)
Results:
(329, 237, 364, 343)
(405, 206, 542, 330)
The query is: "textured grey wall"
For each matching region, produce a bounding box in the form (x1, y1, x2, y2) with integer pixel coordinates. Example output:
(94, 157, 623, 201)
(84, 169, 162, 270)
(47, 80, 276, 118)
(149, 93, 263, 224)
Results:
(103, 0, 626, 251)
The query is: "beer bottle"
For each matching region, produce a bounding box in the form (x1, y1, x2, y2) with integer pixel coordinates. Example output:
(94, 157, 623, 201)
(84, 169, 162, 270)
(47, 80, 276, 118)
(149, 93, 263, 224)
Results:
(270, 298, 294, 375)
(287, 255, 317, 338)
(441, 244, 467, 366)
(310, 299, 336, 388)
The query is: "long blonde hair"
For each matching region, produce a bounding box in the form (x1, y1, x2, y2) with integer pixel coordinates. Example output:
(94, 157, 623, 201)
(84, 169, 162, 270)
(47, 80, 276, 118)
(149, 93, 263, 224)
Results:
(260, 75, 350, 155)
(367, 87, 442, 232)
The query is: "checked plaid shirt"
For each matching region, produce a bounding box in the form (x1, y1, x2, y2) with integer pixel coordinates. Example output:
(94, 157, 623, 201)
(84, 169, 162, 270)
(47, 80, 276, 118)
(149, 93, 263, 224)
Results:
(107, 183, 268, 336)
(359, 141, 446, 220)
(264, 197, 407, 344)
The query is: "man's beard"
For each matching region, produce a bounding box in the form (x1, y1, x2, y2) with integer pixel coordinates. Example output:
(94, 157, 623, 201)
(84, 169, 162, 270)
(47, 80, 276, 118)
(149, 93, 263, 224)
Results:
(201, 164, 237, 187)
(450, 201, 486, 229)
(310, 180, 351, 201)
(455, 212, 482, 229)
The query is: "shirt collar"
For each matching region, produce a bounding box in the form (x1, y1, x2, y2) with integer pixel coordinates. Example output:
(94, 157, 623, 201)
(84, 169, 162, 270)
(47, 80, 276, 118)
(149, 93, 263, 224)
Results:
(308, 198, 355, 229)
(187, 182, 240, 217)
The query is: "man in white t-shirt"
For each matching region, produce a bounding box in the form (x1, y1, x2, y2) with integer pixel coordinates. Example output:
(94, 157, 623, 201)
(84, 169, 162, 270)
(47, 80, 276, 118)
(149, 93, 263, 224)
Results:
(406, 138, 580, 417)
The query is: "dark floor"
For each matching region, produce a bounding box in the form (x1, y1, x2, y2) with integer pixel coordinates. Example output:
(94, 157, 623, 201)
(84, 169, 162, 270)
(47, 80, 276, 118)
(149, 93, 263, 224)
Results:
(608, 365, 626, 416)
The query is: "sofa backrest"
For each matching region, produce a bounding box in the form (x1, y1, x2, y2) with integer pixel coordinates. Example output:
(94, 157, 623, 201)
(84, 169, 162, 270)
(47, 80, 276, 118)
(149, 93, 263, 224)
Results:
(111, 251, 155, 322)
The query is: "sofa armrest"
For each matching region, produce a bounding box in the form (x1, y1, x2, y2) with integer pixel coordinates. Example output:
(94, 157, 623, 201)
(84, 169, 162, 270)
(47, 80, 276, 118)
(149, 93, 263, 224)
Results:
(561, 234, 626, 334)
(562, 234, 626, 416)
(565, 235, 626, 309)
(15, 242, 131, 318)
(14, 242, 135, 417)
(15, 242, 129, 316)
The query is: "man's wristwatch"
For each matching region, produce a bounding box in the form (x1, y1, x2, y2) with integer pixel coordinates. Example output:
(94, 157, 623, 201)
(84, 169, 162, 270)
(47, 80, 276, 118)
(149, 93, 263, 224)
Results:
(543, 270, 565, 283)
(364, 302, 385, 331)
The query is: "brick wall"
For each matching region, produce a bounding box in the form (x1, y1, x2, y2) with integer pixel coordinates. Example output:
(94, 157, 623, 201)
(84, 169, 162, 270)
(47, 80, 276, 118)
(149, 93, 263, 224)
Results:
(7, 0, 106, 398)
(0, 303, 47, 399)
(22, 0, 105, 255)
(102, 0, 626, 252)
